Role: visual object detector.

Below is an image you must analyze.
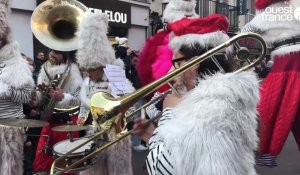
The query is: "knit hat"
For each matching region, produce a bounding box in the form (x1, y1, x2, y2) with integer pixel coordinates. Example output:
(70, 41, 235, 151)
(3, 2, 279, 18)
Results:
(0, 0, 10, 42)
(115, 37, 128, 46)
(166, 14, 231, 53)
(76, 11, 116, 69)
(162, 0, 198, 23)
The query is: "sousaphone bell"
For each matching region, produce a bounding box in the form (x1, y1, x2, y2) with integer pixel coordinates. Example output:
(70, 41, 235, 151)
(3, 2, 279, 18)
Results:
(31, 0, 87, 51)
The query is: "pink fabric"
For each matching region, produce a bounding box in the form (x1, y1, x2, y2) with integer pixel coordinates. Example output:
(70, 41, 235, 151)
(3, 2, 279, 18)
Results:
(33, 116, 79, 174)
(138, 31, 173, 94)
(258, 52, 300, 156)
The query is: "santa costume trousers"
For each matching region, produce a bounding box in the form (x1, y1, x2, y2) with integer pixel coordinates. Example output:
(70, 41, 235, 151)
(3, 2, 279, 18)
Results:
(257, 52, 300, 167)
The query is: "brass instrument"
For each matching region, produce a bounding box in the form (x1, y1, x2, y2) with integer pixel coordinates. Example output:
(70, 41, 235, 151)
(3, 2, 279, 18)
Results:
(32, 0, 87, 120)
(31, 0, 87, 51)
(50, 32, 267, 175)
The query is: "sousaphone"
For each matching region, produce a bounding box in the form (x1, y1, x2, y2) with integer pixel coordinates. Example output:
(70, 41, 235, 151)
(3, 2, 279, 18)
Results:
(31, 0, 87, 51)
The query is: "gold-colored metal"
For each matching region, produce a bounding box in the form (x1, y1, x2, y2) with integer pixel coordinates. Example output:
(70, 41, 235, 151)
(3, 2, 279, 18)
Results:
(50, 32, 267, 174)
(51, 124, 91, 132)
(31, 0, 87, 51)
(90, 32, 267, 127)
(124, 89, 172, 121)
(50, 90, 170, 174)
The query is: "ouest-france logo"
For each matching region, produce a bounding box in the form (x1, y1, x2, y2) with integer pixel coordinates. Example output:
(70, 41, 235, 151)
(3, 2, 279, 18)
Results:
(262, 5, 300, 21)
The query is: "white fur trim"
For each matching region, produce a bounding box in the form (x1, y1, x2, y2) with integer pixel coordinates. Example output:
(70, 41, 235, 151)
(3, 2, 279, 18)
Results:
(0, 42, 34, 89)
(37, 63, 82, 94)
(169, 31, 232, 54)
(37, 63, 82, 107)
(154, 71, 259, 175)
(76, 12, 116, 69)
(242, 2, 300, 47)
(271, 44, 300, 57)
(163, 0, 198, 23)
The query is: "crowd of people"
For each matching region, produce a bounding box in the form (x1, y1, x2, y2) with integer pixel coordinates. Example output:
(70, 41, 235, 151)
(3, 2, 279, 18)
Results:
(0, 0, 299, 175)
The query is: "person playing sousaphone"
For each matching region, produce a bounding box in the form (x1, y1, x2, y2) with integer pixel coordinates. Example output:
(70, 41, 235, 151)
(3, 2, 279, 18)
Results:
(32, 50, 83, 173)
(76, 11, 134, 175)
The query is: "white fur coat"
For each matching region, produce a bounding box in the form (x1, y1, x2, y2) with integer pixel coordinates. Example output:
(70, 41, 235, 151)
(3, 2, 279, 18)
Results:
(0, 41, 34, 91)
(37, 62, 82, 108)
(153, 71, 259, 175)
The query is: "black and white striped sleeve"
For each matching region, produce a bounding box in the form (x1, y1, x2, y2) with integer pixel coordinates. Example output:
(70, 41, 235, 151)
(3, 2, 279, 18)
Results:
(9, 86, 32, 104)
(146, 108, 174, 175)
(146, 92, 162, 119)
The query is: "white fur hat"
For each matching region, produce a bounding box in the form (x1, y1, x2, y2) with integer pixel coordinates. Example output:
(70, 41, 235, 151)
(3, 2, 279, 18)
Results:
(0, 0, 10, 40)
(76, 11, 116, 69)
(162, 0, 198, 23)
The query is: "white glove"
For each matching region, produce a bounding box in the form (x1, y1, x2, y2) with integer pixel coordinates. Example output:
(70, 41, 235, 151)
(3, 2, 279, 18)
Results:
(0, 81, 10, 98)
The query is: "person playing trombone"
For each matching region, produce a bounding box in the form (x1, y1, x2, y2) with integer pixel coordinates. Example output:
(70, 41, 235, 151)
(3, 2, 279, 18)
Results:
(134, 14, 260, 175)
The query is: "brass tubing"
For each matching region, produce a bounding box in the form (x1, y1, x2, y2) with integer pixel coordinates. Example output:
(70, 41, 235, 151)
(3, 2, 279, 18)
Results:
(57, 113, 162, 174)
(50, 130, 107, 174)
(93, 32, 267, 123)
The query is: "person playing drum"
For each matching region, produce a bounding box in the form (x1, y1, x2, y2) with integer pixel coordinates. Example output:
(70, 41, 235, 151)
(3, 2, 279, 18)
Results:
(76, 11, 134, 175)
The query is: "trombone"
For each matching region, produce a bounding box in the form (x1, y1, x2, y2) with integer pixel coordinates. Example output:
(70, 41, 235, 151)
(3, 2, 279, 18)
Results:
(50, 89, 171, 174)
(51, 32, 267, 174)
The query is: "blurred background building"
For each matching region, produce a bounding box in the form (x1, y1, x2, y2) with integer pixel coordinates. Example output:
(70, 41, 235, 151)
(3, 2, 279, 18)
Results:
(8, 0, 257, 59)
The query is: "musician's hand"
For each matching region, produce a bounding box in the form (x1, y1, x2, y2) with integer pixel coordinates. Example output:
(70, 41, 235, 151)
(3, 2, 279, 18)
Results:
(49, 88, 64, 101)
(77, 117, 86, 126)
(133, 118, 155, 143)
(163, 92, 182, 109)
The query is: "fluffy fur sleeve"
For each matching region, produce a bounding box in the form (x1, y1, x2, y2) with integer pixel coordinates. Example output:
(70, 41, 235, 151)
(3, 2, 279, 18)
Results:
(155, 71, 260, 175)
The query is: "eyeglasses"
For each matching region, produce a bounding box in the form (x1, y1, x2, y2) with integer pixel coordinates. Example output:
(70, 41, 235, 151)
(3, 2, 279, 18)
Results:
(171, 56, 193, 69)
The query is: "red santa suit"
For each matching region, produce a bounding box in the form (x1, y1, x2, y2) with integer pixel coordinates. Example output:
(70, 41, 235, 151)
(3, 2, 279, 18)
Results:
(242, 0, 300, 167)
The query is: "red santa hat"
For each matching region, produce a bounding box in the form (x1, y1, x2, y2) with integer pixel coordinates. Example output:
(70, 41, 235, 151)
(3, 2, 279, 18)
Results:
(255, 0, 299, 10)
(166, 14, 231, 53)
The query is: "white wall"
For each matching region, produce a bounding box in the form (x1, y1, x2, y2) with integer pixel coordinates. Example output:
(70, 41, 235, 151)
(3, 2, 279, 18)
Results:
(11, 0, 36, 11)
(128, 26, 146, 51)
(150, 0, 163, 14)
(9, 10, 34, 59)
(131, 5, 149, 26)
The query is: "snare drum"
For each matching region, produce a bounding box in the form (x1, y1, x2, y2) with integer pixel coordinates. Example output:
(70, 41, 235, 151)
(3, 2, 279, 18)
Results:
(53, 138, 95, 172)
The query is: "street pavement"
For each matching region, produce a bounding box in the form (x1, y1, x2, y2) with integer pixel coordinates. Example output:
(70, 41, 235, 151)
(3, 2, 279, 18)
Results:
(132, 133, 300, 175)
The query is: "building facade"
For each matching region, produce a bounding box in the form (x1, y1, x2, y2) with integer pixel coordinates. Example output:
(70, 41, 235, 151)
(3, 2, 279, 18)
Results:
(150, 0, 256, 35)
(9, 0, 151, 59)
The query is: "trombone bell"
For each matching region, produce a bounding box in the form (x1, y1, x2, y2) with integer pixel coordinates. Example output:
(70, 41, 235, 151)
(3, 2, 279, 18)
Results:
(31, 0, 87, 51)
